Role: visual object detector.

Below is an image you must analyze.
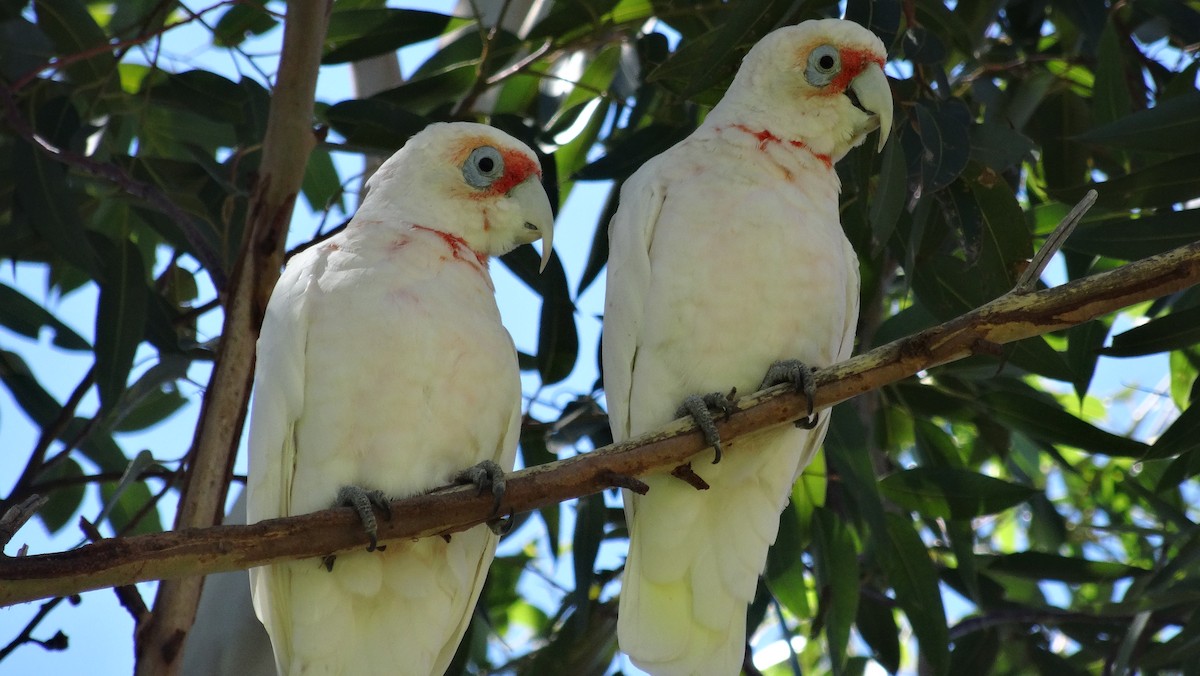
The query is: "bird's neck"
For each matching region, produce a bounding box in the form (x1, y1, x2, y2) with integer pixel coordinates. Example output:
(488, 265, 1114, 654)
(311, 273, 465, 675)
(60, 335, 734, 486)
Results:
(703, 100, 837, 167)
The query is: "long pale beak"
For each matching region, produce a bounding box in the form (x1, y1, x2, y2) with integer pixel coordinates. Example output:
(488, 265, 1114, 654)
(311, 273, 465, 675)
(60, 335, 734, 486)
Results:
(850, 62, 892, 152)
(511, 176, 555, 272)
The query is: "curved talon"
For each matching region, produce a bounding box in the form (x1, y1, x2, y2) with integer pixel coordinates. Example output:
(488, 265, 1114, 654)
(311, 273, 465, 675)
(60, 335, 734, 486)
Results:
(335, 485, 392, 553)
(454, 460, 506, 515)
(677, 392, 733, 464)
(486, 507, 515, 535)
(761, 359, 818, 429)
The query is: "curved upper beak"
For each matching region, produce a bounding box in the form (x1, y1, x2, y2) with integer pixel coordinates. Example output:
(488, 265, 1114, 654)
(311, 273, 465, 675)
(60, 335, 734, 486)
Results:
(510, 176, 555, 272)
(850, 62, 892, 152)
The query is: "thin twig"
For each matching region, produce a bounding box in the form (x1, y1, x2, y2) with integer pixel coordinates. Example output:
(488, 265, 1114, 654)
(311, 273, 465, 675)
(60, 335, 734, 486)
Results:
(0, 597, 65, 661)
(1014, 189, 1098, 293)
(1, 495, 49, 551)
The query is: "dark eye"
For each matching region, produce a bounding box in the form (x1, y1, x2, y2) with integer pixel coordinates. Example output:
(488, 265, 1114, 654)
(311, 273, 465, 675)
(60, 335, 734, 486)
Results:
(805, 44, 841, 87)
(463, 146, 504, 188)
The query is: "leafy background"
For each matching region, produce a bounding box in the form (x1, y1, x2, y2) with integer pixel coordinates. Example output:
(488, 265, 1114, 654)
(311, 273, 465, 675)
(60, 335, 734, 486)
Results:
(1, 0, 1199, 674)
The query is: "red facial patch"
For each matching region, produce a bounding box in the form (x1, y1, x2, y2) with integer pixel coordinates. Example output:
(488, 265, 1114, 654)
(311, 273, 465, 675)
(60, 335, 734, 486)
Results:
(475, 148, 542, 199)
(828, 47, 885, 93)
(412, 224, 488, 268)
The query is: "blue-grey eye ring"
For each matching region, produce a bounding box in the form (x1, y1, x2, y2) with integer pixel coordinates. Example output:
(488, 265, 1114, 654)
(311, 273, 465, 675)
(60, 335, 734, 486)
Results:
(804, 44, 841, 86)
(463, 146, 505, 188)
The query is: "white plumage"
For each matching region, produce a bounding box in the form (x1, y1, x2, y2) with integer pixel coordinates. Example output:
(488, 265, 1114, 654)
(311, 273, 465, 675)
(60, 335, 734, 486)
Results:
(247, 122, 553, 676)
(603, 20, 892, 675)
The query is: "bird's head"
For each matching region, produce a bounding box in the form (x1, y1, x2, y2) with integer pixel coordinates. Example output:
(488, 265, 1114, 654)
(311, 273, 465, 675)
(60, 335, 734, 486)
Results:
(364, 122, 555, 270)
(721, 18, 892, 161)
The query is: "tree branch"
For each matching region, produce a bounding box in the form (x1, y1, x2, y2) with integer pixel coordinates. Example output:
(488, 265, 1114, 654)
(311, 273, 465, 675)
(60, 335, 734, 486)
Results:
(132, 1, 332, 673)
(2, 238, 1198, 608)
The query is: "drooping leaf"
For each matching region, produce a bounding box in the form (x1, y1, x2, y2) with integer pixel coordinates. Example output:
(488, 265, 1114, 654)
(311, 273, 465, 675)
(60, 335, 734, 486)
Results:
(880, 467, 1037, 520)
(34, 0, 117, 89)
(811, 506, 859, 673)
(212, 0, 276, 47)
(1066, 209, 1200, 261)
(0, 282, 89, 350)
(94, 237, 148, 412)
(979, 389, 1149, 457)
(323, 9, 452, 64)
(980, 551, 1149, 583)
(35, 458, 86, 534)
(1076, 91, 1200, 154)
(1101, 306, 1200, 358)
(880, 513, 950, 675)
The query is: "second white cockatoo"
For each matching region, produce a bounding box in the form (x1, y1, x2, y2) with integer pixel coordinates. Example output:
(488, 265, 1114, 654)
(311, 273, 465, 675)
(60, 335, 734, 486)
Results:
(247, 121, 553, 676)
(604, 19, 892, 675)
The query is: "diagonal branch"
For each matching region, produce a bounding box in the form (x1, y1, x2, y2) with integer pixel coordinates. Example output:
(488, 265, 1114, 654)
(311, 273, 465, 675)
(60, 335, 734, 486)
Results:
(2, 237, 1198, 608)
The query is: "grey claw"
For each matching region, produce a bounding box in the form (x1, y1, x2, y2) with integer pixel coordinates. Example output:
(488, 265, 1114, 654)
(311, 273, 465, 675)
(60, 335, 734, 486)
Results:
(335, 485, 392, 553)
(761, 359, 817, 428)
(486, 507, 515, 535)
(677, 392, 734, 464)
(454, 460, 506, 515)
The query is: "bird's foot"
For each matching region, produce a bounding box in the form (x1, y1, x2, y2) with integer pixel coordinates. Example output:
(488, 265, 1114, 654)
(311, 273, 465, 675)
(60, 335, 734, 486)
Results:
(485, 508, 516, 536)
(761, 359, 818, 429)
(334, 485, 392, 553)
(676, 390, 735, 464)
(454, 460, 506, 515)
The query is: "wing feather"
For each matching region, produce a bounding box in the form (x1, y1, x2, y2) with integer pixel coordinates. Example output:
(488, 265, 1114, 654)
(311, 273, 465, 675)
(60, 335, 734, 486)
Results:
(246, 251, 315, 674)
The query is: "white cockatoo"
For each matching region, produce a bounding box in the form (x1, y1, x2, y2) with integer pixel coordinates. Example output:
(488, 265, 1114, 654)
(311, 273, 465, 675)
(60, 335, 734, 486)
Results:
(247, 121, 553, 676)
(603, 19, 892, 675)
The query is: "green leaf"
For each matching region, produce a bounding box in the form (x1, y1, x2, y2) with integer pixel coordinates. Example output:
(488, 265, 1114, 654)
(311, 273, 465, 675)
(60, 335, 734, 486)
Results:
(0, 282, 89, 350)
(812, 507, 859, 674)
(904, 99, 972, 194)
(577, 124, 691, 181)
(1066, 319, 1108, 399)
(34, 0, 117, 89)
(536, 252, 579, 385)
(300, 147, 344, 213)
(571, 493, 604, 617)
(547, 44, 621, 137)
(880, 513, 949, 675)
(98, 468, 161, 535)
(324, 98, 428, 151)
(880, 467, 1036, 520)
(1065, 209, 1200, 261)
(1077, 90, 1200, 154)
(94, 237, 148, 412)
(528, 0, 622, 42)
(1091, 22, 1134, 128)
(980, 551, 1148, 583)
(323, 9, 452, 64)
(1029, 89, 1091, 191)
(855, 593, 900, 673)
(575, 183, 617, 297)
(1058, 154, 1200, 210)
(0, 350, 63, 427)
(1146, 400, 1200, 462)
(36, 458, 86, 534)
(979, 390, 1149, 457)
(12, 138, 100, 278)
(869, 132, 907, 254)
(948, 628, 1000, 676)
(764, 498, 811, 621)
(969, 122, 1036, 173)
(1101, 306, 1200, 358)
(212, 0, 276, 47)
